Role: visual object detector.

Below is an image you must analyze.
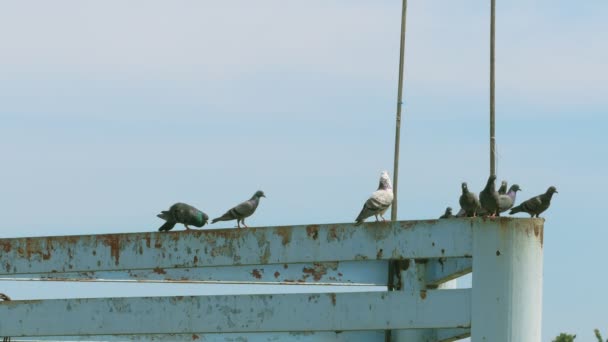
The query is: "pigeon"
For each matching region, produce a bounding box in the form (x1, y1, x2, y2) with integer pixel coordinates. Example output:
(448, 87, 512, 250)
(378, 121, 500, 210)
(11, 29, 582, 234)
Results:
(157, 203, 209, 232)
(459, 182, 481, 217)
(497, 184, 521, 214)
(510, 186, 558, 218)
(479, 175, 499, 217)
(498, 180, 508, 195)
(355, 171, 394, 225)
(439, 207, 454, 219)
(0, 293, 10, 342)
(212, 190, 266, 228)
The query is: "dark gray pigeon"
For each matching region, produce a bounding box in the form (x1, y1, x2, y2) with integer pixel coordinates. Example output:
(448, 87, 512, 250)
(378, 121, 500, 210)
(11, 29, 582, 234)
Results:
(355, 171, 394, 225)
(510, 186, 557, 218)
(212, 190, 266, 228)
(498, 180, 508, 195)
(497, 184, 521, 214)
(479, 175, 499, 217)
(459, 182, 481, 217)
(157, 203, 209, 232)
(439, 207, 454, 219)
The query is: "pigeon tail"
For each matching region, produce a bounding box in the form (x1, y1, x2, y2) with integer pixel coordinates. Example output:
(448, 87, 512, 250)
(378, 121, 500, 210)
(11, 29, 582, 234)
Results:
(158, 221, 176, 232)
(157, 211, 171, 221)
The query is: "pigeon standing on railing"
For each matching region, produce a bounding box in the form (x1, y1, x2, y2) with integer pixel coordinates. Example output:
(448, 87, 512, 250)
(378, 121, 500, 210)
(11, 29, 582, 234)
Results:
(0, 293, 11, 342)
(355, 171, 394, 225)
(459, 182, 481, 217)
(509, 186, 558, 218)
(439, 207, 454, 219)
(157, 203, 209, 231)
(497, 184, 521, 214)
(212, 190, 266, 228)
(480, 175, 500, 217)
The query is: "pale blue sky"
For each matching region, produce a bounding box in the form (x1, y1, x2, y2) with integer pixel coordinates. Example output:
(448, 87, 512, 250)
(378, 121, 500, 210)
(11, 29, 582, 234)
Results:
(1, 1, 607, 341)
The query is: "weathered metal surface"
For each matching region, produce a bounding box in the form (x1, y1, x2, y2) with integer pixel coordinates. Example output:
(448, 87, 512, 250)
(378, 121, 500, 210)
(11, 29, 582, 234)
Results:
(425, 257, 472, 288)
(0, 290, 471, 336)
(435, 328, 471, 342)
(0, 261, 389, 286)
(471, 218, 544, 341)
(0, 220, 473, 275)
(13, 332, 386, 341)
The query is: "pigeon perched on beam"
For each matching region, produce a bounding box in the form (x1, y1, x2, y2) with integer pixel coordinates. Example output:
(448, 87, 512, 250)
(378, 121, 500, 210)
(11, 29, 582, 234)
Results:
(498, 180, 508, 195)
(479, 175, 500, 217)
(157, 203, 209, 232)
(439, 207, 454, 219)
(355, 171, 394, 225)
(212, 190, 266, 228)
(510, 186, 558, 218)
(497, 184, 521, 214)
(459, 182, 481, 217)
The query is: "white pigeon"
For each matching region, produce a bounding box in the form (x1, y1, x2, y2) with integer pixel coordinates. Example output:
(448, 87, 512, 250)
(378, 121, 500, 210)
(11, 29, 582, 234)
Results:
(355, 171, 394, 225)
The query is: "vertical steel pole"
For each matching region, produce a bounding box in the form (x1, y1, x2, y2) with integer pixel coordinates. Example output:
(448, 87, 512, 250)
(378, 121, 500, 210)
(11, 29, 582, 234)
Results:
(490, 0, 496, 177)
(391, 0, 408, 221)
(471, 220, 544, 341)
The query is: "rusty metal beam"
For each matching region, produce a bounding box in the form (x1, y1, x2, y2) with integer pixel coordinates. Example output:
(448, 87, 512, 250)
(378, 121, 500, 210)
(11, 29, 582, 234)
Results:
(425, 257, 473, 288)
(0, 261, 389, 286)
(13, 332, 386, 341)
(0, 290, 471, 336)
(0, 220, 476, 276)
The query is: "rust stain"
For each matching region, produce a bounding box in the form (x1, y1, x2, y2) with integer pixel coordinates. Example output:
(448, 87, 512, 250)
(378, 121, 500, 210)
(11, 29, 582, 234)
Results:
(419, 290, 427, 300)
(274, 227, 292, 245)
(193, 255, 199, 264)
(327, 226, 339, 241)
(376, 249, 383, 259)
(100, 235, 121, 266)
(0, 240, 11, 252)
(302, 263, 328, 282)
(23, 237, 53, 261)
(251, 269, 262, 279)
(496, 250, 501, 256)
(306, 225, 320, 240)
(153, 267, 167, 275)
(145, 235, 151, 248)
(354, 254, 369, 260)
(274, 271, 280, 279)
(329, 293, 336, 306)
(192, 334, 200, 340)
(534, 224, 544, 247)
(283, 264, 288, 269)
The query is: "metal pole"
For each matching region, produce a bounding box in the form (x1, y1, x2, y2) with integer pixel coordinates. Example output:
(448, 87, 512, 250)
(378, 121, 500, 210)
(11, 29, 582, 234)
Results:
(391, 0, 408, 221)
(471, 220, 543, 341)
(490, 0, 496, 177)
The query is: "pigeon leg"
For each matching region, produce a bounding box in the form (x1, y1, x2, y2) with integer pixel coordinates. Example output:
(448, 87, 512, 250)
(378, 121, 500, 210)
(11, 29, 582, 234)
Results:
(236, 220, 241, 229)
(242, 219, 249, 228)
(184, 225, 191, 230)
(374, 215, 379, 222)
(380, 214, 387, 222)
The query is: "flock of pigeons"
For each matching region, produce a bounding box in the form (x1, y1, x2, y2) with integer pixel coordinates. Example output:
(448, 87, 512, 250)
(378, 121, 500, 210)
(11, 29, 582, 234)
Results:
(440, 174, 558, 219)
(155, 171, 557, 232)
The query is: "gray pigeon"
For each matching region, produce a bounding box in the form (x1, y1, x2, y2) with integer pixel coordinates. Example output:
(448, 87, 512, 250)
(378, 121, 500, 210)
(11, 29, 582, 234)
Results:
(498, 180, 508, 195)
(439, 207, 454, 219)
(459, 182, 481, 217)
(157, 203, 209, 231)
(510, 186, 557, 218)
(497, 184, 521, 214)
(355, 171, 394, 225)
(212, 190, 266, 228)
(479, 175, 499, 217)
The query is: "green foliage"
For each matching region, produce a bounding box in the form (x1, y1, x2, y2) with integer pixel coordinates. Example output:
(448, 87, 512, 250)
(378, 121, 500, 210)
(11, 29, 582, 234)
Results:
(553, 333, 576, 342)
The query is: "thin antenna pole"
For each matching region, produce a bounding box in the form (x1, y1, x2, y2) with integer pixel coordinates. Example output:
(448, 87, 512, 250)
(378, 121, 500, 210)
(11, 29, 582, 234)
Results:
(391, 0, 408, 221)
(490, 0, 496, 177)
